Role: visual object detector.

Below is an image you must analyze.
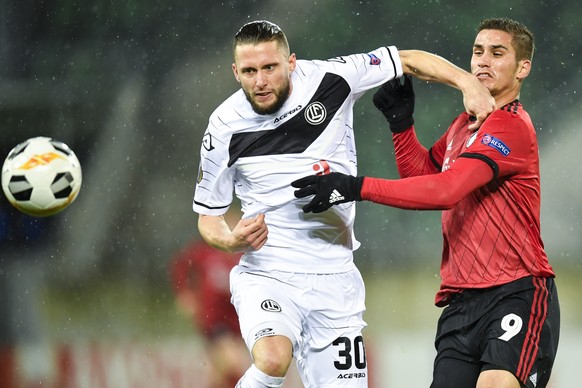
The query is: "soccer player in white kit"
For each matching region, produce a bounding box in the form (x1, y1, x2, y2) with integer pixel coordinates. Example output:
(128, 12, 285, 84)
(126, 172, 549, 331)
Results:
(193, 20, 494, 387)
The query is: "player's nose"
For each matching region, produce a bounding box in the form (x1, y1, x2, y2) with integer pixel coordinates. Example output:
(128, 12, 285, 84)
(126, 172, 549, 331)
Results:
(255, 70, 268, 87)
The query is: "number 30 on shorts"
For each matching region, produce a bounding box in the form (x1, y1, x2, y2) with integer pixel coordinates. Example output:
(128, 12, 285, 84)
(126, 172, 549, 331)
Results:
(498, 313, 523, 341)
(333, 335, 367, 370)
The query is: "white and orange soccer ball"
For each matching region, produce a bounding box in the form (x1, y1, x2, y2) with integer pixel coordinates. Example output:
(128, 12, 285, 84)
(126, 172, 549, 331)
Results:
(1, 136, 82, 217)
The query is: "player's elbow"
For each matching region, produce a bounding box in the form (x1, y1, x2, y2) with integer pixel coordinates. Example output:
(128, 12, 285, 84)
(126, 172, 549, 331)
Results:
(434, 197, 459, 210)
(423, 166, 480, 209)
(432, 186, 468, 209)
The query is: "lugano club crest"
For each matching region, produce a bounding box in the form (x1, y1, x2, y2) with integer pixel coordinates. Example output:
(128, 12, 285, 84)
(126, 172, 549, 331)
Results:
(304, 102, 326, 125)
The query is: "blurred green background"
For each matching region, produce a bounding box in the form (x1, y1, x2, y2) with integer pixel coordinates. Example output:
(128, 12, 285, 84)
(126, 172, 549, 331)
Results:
(1, 0, 580, 387)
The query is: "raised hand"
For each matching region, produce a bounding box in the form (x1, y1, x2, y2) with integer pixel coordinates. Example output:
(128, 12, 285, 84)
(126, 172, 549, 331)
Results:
(373, 75, 415, 133)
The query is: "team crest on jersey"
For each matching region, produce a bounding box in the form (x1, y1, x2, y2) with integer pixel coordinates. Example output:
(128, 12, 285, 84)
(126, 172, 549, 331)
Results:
(304, 102, 327, 125)
(202, 133, 214, 151)
(482, 134, 510, 156)
(261, 299, 282, 312)
(466, 132, 478, 148)
(367, 53, 381, 65)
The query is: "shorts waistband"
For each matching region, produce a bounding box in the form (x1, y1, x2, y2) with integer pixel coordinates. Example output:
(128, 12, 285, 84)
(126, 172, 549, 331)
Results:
(448, 276, 554, 304)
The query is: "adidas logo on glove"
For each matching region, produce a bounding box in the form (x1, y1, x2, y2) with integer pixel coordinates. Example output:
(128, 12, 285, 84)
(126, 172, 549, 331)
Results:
(329, 189, 345, 203)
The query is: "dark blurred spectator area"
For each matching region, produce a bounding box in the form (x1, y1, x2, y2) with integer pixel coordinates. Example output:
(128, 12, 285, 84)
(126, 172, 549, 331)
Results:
(0, 203, 56, 250)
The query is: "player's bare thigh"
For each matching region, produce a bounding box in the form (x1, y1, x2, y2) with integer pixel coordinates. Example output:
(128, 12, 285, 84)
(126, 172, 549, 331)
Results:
(477, 369, 520, 388)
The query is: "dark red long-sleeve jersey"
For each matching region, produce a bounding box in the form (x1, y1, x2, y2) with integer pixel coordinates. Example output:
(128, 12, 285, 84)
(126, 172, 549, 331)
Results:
(361, 100, 554, 306)
(170, 241, 241, 335)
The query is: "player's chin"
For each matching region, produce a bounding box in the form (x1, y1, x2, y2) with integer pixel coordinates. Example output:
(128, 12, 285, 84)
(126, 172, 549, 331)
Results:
(251, 98, 280, 115)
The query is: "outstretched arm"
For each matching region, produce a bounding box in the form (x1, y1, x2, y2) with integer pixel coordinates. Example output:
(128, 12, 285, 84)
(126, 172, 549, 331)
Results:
(292, 157, 494, 213)
(398, 49, 494, 130)
(361, 157, 493, 209)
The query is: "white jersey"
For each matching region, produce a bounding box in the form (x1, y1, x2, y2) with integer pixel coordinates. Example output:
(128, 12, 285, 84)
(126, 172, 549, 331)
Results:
(193, 46, 403, 273)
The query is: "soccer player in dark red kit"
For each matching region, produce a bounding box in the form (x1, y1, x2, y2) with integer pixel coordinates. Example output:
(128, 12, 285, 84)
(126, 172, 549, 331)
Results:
(170, 240, 250, 387)
(292, 18, 560, 388)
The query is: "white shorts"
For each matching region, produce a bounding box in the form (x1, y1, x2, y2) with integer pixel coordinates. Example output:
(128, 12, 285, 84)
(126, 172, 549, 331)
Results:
(230, 265, 369, 387)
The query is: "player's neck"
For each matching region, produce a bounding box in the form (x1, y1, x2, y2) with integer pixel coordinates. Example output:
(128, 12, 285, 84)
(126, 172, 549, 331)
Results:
(495, 95, 520, 110)
(494, 87, 521, 109)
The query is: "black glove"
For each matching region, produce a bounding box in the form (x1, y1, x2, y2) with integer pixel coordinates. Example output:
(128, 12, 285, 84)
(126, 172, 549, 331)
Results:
(372, 75, 415, 133)
(291, 172, 364, 213)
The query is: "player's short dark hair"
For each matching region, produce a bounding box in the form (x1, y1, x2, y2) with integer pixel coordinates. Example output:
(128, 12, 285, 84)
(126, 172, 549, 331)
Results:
(233, 20, 290, 58)
(478, 18, 535, 61)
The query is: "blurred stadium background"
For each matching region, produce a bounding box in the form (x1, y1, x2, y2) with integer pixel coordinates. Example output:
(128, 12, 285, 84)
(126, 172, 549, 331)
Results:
(1, 0, 580, 386)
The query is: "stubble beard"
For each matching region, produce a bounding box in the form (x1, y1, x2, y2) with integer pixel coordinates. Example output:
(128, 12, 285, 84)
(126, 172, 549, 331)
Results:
(245, 81, 291, 115)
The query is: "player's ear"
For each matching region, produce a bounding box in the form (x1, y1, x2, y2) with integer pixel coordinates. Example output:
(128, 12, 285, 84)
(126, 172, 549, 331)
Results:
(288, 53, 297, 73)
(516, 59, 531, 80)
(232, 63, 241, 83)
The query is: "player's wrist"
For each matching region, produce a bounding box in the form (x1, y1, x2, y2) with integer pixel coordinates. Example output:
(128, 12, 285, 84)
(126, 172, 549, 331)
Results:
(456, 72, 481, 95)
(352, 176, 364, 201)
(385, 115, 414, 133)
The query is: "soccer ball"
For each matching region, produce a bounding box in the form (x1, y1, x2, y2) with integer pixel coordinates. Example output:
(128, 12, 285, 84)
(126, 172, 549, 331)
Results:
(1, 136, 82, 217)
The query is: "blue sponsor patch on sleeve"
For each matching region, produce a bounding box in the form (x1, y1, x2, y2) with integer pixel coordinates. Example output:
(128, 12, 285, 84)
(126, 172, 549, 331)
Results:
(367, 53, 381, 65)
(481, 134, 510, 156)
